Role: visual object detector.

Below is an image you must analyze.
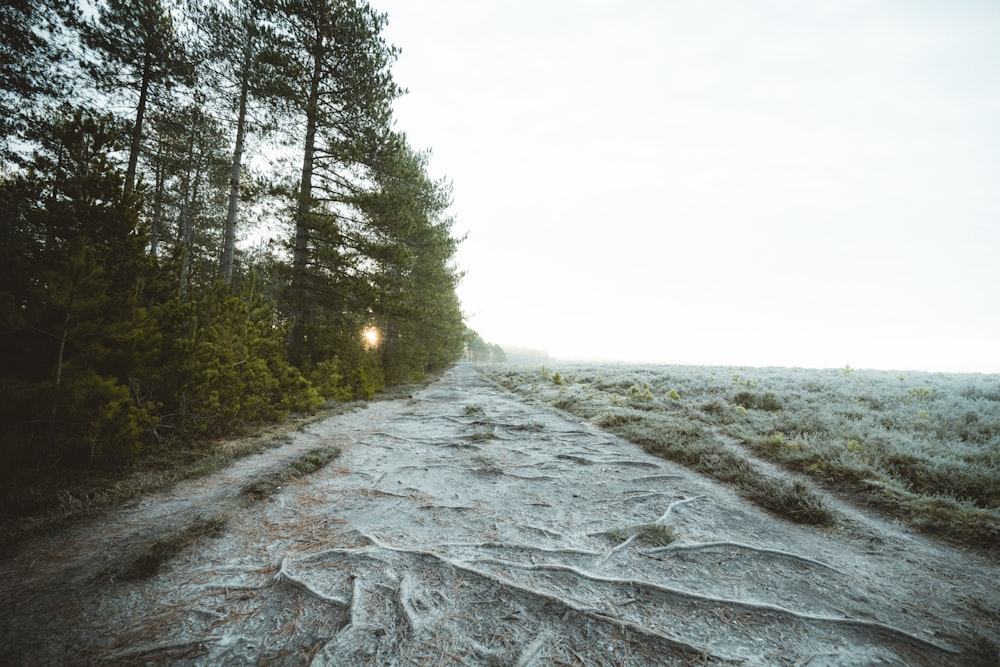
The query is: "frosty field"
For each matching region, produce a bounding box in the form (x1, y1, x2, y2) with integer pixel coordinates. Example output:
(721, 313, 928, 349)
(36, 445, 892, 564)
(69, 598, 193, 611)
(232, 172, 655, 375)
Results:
(481, 362, 1000, 550)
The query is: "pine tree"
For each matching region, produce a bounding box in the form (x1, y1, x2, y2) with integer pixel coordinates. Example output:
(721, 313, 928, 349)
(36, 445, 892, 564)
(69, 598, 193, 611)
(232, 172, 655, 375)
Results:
(0, 0, 78, 160)
(362, 141, 466, 382)
(278, 0, 401, 367)
(81, 0, 194, 193)
(193, 0, 296, 286)
(0, 107, 158, 465)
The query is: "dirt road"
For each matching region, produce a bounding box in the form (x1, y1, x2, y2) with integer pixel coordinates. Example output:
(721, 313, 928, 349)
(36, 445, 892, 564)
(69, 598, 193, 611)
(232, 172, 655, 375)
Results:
(2, 363, 997, 665)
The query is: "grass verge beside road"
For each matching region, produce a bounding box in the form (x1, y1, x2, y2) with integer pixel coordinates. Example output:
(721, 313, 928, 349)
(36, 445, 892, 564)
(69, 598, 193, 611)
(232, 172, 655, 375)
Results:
(482, 363, 1000, 553)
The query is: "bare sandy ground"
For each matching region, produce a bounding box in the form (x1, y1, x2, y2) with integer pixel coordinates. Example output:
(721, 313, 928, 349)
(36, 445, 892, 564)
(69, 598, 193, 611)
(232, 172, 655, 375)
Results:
(2, 363, 997, 665)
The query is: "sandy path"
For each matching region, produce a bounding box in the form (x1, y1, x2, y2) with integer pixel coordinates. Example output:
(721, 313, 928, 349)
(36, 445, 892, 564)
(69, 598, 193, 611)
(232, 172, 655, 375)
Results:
(2, 363, 997, 665)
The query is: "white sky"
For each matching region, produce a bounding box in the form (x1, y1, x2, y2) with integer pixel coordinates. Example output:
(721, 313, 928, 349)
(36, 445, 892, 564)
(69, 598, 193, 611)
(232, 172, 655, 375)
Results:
(376, 0, 1000, 373)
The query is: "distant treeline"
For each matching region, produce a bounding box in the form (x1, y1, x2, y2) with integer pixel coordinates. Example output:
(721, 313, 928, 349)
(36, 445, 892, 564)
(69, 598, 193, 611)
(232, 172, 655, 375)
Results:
(466, 333, 506, 364)
(0, 0, 468, 469)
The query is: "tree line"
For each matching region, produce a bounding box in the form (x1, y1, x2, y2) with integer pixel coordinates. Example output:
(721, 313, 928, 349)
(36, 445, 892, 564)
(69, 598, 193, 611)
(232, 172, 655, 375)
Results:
(0, 0, 467, 469)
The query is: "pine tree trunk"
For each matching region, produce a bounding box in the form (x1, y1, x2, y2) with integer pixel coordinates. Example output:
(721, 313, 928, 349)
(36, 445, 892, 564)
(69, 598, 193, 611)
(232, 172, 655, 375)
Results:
(288, 32, 323, 367)
(125, 53, 152, 194)
(150, 151, 164, 258)
(221, 62, 250, 286)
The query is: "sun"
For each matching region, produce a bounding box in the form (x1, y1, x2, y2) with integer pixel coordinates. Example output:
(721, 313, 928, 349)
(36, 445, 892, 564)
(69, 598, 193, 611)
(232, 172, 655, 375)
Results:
(363, 326, 380, 348)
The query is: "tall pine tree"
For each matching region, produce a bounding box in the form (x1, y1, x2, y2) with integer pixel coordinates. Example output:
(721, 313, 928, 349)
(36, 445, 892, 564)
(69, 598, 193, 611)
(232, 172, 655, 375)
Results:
(81, 0, 193, 194)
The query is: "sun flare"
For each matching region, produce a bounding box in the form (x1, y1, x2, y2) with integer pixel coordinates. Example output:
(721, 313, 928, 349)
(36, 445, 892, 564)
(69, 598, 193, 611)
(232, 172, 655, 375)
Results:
(363, 326, 380, 348)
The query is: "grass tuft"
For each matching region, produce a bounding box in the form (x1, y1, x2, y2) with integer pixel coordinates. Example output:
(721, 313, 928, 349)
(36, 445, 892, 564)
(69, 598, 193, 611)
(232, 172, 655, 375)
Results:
(607, 523, 676, 547)
(118, 513, 230, 581)
(241, 446, 340, 503)
(471, 454, 503, 476)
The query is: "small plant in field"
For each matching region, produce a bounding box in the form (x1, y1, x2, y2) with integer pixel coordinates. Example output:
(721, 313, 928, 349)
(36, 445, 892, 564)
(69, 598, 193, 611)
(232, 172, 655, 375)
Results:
(552, 372, 563, 385)
(464, 404, 485, 416)
(636, 523, 676, 546)
(467, 431, 496, 441)
(909, 386, 938, 399)
(667, 389, 681, 401)
(626, 383, 654, 402)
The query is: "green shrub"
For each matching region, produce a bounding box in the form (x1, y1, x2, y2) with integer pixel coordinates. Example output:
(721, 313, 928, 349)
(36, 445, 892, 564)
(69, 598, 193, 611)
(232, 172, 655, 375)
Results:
(626, 383, 655, 402)
(307, 358, 354, 401)
(732, 391, 782, 411)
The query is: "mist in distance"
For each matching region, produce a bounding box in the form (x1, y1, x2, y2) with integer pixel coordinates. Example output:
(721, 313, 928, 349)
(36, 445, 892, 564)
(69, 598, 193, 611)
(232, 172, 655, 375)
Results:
(378, 0, 1000, 374)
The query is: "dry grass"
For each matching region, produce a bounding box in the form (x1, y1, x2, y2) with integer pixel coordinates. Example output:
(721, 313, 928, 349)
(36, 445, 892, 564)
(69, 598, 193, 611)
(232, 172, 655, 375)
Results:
(241, 447, 341, 503)
(117, 513, 231, 581)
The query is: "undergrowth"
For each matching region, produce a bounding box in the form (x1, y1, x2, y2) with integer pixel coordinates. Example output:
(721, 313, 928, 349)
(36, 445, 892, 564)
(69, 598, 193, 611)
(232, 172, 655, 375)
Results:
(0, 371, 440, 550)
(0, 408, 354, 552)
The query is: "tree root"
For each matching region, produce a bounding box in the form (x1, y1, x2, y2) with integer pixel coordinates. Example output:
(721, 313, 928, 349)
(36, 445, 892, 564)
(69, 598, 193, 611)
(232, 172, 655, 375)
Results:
(504, 473, 559, 481)
(594, 459, 661, 469)
(276, 531, 956, 658)
(515, 630, 553, 667)
(438, 541, 599, 558)
(273, 557, 348, 606)
(555, 454, 593, 465)
(599, 534, 639, 565)
(452, 558, 731, 662)
(655, 495, 705, 523)
(347, 576, 365, 628)
(317, 532, 733, 662)
(106, 635, 225, 661)
(632, 474, 684, 483)
(646, 541, 844, 575)
(617, 491, 670, 504)
(467, 558, 956, 655)
(364, 431, 409, 441)
(395, 572, 421, 632)
(419, 503, 478, 511)
(205, 581, 269, 592)
(516, 523, 567, 540)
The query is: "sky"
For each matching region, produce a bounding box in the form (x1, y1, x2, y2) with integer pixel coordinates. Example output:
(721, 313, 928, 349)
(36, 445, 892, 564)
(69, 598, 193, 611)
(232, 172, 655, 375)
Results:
(375, 0, 1000, 373)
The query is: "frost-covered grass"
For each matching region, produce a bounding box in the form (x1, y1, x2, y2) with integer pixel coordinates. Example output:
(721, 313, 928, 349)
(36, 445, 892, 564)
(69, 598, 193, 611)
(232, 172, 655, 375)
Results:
(482, 363, 1000, 549)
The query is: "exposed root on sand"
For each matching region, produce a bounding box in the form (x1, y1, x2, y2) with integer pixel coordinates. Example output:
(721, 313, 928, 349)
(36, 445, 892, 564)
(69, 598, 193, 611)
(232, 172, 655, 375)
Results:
(274, 557, 349, 606)
(647, 541, 845, 575)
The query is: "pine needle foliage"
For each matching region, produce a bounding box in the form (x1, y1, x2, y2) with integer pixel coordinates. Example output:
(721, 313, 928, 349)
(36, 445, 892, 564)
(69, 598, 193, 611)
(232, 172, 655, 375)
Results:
(1, 0, 468, 488)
